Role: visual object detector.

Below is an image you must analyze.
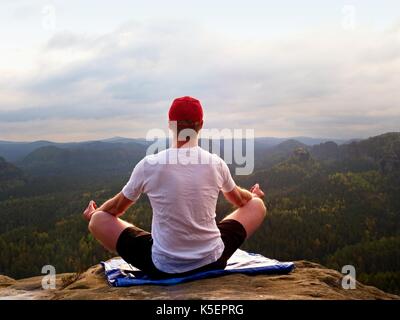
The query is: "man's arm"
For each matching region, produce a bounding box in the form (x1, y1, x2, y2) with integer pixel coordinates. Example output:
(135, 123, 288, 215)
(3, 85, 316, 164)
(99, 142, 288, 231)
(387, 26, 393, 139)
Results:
(94, 192, 134, 217)
(223, 186, 254, 207)
(223, 183, 265, 208)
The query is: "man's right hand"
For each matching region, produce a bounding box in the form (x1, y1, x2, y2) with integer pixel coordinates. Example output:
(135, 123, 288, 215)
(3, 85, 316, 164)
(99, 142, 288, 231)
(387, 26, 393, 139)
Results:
(250, 183, 265, 199)
(83, 200, 97, 222)
(223, 185, 261, 208)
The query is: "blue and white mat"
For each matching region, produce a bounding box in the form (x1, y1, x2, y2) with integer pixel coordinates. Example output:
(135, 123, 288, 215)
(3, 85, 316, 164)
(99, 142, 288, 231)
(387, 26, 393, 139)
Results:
(101, 249, 295, 287)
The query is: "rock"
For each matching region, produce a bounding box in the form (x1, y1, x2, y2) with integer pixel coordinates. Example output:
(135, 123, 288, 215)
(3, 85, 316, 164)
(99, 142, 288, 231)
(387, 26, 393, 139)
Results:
(0, 275, 16, 288)
(0, 260, 398, 300)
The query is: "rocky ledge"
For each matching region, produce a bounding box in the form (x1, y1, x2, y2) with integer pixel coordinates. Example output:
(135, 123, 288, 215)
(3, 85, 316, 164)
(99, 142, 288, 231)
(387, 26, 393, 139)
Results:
(0, 260, 398, 300)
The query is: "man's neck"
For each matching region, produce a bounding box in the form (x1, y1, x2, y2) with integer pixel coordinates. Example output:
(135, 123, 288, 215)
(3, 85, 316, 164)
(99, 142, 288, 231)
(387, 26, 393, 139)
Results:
(171, 136, 199, 149)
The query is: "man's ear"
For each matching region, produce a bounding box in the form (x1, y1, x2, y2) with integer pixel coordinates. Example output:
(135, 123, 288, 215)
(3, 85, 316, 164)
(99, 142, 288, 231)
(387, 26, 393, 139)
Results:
(168, 120, 177, 131)
(199, 120, 204, 130)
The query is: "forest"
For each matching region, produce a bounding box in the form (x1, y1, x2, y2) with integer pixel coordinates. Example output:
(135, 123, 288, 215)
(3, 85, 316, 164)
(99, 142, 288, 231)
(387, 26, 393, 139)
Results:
(0, 132, 399, 294)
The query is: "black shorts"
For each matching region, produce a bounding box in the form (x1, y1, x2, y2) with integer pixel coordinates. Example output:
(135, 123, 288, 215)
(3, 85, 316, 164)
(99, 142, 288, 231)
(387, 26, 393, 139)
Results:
(116, 219, 247, 279)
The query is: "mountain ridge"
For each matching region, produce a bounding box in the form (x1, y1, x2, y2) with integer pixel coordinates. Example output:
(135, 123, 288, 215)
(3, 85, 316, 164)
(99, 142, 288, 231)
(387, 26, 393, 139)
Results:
(0, 135, 352, 162)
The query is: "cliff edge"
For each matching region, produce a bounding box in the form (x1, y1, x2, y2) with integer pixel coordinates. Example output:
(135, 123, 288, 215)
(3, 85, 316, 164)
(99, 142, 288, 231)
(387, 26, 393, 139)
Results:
(0, 260, 398, 300)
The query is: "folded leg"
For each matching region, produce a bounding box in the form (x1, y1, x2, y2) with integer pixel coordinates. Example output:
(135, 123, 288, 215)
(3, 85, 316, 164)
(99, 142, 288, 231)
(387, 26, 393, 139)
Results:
(222, 197, 267, 239)
(88, 211, 133, 252)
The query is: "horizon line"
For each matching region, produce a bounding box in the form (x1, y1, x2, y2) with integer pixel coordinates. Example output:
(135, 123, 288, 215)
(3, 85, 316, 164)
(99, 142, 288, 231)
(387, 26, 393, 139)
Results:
(0, 134, 368, 144)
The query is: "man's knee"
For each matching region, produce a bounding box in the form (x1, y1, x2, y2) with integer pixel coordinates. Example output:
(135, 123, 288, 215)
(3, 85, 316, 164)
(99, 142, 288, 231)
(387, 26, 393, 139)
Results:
(88, 211, 109, 233)
(247, 197, 267, 219)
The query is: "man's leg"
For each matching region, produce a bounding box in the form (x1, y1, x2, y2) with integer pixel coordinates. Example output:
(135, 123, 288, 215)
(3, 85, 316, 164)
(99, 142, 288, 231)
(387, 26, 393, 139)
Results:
(222, 197, 267, 239)
(88, 211, 162, 276)
(88, 211, 133, 252)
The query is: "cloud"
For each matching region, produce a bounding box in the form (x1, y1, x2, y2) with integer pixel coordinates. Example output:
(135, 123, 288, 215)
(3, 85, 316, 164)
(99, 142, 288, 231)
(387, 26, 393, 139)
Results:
(0, 19, 399, 141)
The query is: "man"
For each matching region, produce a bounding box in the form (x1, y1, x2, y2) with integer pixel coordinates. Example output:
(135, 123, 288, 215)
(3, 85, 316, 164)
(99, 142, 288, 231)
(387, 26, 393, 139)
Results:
(83, 96, 266, 278)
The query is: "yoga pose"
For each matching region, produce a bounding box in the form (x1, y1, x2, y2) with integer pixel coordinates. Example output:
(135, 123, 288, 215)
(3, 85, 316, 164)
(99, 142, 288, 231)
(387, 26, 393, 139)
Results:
(83, 96, 266, 278)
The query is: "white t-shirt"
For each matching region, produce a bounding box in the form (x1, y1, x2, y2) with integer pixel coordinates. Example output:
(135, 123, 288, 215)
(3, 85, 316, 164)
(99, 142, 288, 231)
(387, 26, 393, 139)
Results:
(121, 145, 236, 273)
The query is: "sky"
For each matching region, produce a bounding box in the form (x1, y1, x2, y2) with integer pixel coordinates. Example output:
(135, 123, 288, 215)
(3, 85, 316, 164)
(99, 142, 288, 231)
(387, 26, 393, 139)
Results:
(0, 0, 399, 142)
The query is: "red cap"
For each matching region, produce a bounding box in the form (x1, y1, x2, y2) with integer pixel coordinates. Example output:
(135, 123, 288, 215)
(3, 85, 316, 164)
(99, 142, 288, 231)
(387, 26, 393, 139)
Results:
(168, 96, 203, 122)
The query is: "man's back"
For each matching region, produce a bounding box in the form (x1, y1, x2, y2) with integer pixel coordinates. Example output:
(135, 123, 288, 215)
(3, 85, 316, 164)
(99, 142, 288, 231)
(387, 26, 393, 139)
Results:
(122, 146, 236, 273)
(86, 96, 266, 278)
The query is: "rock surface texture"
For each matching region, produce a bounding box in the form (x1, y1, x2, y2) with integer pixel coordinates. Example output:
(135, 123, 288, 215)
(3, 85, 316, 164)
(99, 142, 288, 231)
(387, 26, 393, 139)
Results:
(0, 260, 399, 300)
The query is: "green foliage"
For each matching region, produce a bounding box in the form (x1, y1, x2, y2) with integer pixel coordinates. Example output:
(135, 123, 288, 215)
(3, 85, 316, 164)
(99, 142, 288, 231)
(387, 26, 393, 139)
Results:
(0, 132, 399, 295)
(326, 237, 400, 294)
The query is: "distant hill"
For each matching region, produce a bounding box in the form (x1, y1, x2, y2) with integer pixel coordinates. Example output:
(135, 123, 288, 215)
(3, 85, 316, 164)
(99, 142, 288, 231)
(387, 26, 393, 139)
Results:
(0, 156, 24, 180)
(99, 136, 151, 145)
(310, 141, 340, 161)
(255, 139, 309, 169)
(340, 132, 400, 165)
(273, 139, 308, 153)
(18, 141, 147, 176)
(291, 136, 347, 145)
(0, 156, 26, 192)
(0, 135, 348, 163)
(2, 132, 398, 177)
(310, 132, 400, 173)
(0, 140, 56, 162)
(0, 139, 150, 162)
